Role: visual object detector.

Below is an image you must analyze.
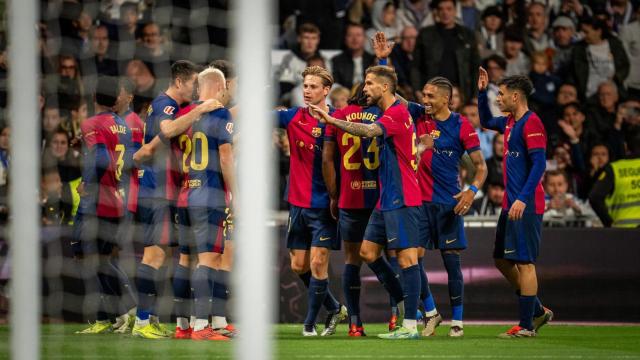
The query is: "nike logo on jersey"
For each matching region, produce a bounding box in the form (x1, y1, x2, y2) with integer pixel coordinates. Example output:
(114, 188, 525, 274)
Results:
(504, 249, 516, 254)
(445, 238, 457, 244)
(388, 238, 397, 243)
(319, 236, 331, 241)
(451, 296, 461, 300)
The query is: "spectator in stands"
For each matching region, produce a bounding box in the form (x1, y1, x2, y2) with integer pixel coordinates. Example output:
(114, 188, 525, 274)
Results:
(617, 100, 640, 154)
(569, 17, 629, 99)
(476, 5, 504, 58)
(556, 83, 579, 106)
(135, 22, 171, 85)
(40, 167, 72, 226)
(42, 104, 63, 144)
(471, 180, 503, 216)
(589, 132, 640, 227)
(556, 102, 600, 159)
(459, 0, 481, 31)
(543, 170, 587, 219)
(42, 129, 81, 186)
(530, 51, 563, 130)
(62, 96, 88, 149)
(112, 2, 140, 70)
(525, 2, 551, 53)
(619, 7, 640, 100)
(580, 143, 610, 199)
(331, 23, 375, 90)
(503, 25, 530, 76)
(0, 126, 8, 224)
(551, 0, 592, 26)
(411, 0, 479, 102)
(588, 81, 621, 138)
(483, 54, 507, 116)
(397, 0, 433, 29)
(87, 24, 118, 77)
(329, 86, 350, 109)
(390, 25, 418, 99)
(365, 1, 403, 53)
(125, 59, 159, 115)
(54, 54, 84, 99)
(550, 16, 576, 78)
(461, 102, 494, 159)
(606, 0, 636, 32)
(486, 133, 504, 187)
(276, 23, 325, 103)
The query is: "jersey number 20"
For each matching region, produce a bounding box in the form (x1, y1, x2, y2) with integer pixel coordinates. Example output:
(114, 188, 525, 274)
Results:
(178, 132, 209, 172)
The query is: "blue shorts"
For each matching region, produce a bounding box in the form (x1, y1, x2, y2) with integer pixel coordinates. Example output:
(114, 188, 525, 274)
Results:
(363, 206, 421, 250)
(493, 210, 542, 263)
(286, 206, 338, 250)
(338, 208, 373, 243)
(72, 213, 120, 255)
(419, 202, 467, 250)
(182, 207, 226, 254)
(138, 198, 178, 248)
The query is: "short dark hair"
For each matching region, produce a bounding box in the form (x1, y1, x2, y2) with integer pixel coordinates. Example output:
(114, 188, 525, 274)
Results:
(545, 169, 569, 184)
(431, 0, 457, 9)
(483, 54, 507, 70)
(498, 75, 534, 98)
(297, 22, 321, 36)
(580, 16, 610, 39)
(171, 60, 200, 84)
(119, 76, 136, 95)
(209, 59, 237, 79)
(426, 76, 453, 102)
(504, 25, 525, 43)
(95, 76, 119, 107)
(120, 2, 138, 15)
(365, 65, 398, 94)
(348, 83, 368, 107)
(562, 102, 583, 114)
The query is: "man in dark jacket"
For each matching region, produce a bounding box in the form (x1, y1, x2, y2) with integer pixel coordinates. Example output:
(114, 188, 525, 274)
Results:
(410, 0, 479, 101)
(331, 23, 376, 90)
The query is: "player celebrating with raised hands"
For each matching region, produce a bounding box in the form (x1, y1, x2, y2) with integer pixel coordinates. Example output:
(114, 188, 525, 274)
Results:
(276, 66, 347, 337)
(407, 76, 487, 338)
(477, 67, 553, 338)
(310, 65, 422, 340)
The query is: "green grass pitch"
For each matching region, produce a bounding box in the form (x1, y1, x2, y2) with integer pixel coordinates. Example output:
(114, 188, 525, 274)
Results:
(1, 324, 640, 359)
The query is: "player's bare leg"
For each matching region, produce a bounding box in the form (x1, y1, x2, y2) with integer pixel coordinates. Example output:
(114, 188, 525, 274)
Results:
(494, 258, 520, 290)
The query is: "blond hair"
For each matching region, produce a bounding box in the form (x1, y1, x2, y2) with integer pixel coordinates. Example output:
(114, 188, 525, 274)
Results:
(198, 67, 226, 89)
(302, 65, 334, 88)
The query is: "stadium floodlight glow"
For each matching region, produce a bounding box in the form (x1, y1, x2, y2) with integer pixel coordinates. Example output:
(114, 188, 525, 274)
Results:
(8, 0, 40, 359)
(232, 0, 275, 359)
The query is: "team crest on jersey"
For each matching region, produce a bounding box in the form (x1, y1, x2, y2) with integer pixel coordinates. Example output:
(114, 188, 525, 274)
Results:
(147, 105, 153, 116)
(350, 180, 361, 190)
(226, 123, 234, 134)
(430, 129, 441, 139)
(164, 106, 176, 115)
(311, 127, 322, 138)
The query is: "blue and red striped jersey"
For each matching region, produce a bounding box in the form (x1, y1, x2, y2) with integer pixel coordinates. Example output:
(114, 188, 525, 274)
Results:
(373, 100, 421, 211)
(409, 103, 480, 205)
(325, 104, 381, 209)
(277, 106, 334, 209)
(138, 93, 181, 200)
(478, 91, 547, 214)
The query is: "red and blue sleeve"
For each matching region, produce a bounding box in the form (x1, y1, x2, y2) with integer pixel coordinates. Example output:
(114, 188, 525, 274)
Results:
(517, 118, 547, 203)
(275, 107, 299, 129)
(460, 117, 481, 154)
(374, 107, 405, 137)
(478, 90, 507, 133)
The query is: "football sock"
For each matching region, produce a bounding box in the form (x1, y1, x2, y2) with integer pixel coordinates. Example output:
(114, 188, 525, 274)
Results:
(212, 269, 229, 319)
(172, 264, 192, 329)
(109, 259, 136, 314)
(97, 260, 120, 321)
(388, 256, 401, 314)
(299, 270, 339, 311)
(342, 264, 362, 326)
(152, 266, 168, 315)
(368, 256, 404, 304)
(401, 265, 420, 324)
(418, 258, 437, 316)
(212, 316, 228, 329)
(192, 265, 214, 326)
(518, 295, 536, 330)
(304, 277, 328, 327)
(135, 264, 157, 322)
(442, 252, 463, 321)
(516, 290, 545, 318)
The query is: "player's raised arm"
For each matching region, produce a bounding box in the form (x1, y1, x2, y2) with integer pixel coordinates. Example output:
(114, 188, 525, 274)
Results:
(454, 150, 487, 215)
(477, 67, 507, 133)
(133, 136, 161, 165)
(372, 31, 395, 64)
(309, 104, 383, 138)
(159, 98, 223, 139)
